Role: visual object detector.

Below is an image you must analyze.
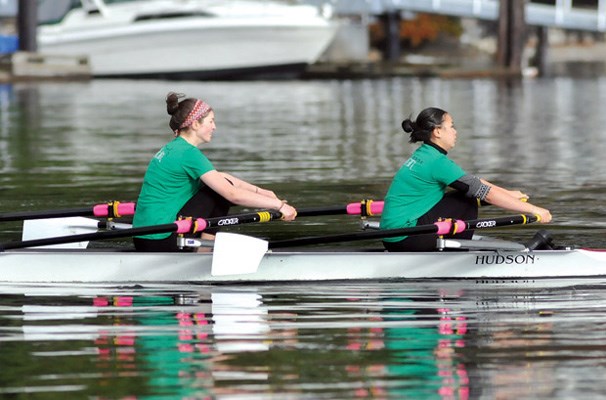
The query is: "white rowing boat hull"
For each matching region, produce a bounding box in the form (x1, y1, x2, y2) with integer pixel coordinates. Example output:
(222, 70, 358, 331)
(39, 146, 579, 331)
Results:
(1, 248, 606, 284)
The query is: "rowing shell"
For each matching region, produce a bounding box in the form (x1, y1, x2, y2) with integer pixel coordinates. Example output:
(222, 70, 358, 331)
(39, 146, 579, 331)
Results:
(1, 248, 605, 284)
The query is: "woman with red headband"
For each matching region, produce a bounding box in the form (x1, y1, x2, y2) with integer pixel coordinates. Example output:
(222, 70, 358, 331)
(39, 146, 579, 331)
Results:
(132, 92, 297, 252)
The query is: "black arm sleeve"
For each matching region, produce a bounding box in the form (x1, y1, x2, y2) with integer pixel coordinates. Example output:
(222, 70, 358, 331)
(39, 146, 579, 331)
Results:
(449, 175, 491, 201)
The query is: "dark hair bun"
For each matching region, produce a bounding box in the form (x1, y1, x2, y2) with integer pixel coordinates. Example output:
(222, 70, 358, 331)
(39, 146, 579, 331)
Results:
(166, 92, 183, 116)
(401, 118, 415, 133)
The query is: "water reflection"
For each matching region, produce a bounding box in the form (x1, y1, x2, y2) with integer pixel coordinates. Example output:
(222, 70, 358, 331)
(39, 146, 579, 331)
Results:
(3, 282, 606, 398)
(0, 284, 471, 398)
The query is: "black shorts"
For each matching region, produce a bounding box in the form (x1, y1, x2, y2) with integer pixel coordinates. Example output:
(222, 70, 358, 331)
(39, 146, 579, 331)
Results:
(133, 184, 233, 252)
(383, 192, 478, 252)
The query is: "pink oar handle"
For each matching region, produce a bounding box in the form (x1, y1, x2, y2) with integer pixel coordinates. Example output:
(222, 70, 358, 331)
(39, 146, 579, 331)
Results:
(93, 202, 136, 218)
(434, 220, 467, 236)
(345, 200, 384, 216)
(175, 218, 208, 234)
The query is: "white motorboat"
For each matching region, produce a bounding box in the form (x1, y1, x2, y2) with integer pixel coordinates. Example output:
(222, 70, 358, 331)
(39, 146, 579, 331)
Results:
(36, 0, 338, 79)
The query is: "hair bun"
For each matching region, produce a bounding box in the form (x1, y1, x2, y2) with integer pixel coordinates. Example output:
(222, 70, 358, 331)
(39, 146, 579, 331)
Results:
(166, 92, 184, 115)
(401, 119, 415, 133)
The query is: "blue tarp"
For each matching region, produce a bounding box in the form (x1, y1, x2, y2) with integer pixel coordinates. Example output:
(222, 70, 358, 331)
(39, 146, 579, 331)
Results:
(0, 35, 18, 54)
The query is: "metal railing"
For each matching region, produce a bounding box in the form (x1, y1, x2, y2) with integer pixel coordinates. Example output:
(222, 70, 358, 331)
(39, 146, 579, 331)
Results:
(304, 0, 606, 32)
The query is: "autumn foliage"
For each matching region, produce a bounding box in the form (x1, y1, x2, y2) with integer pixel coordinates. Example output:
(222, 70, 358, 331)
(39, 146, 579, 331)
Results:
(369, 13, 463, 49)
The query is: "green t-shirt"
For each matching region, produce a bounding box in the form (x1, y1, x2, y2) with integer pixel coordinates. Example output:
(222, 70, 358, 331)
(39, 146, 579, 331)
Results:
(133, 137, 215, 239)
(380, 144, 466, 242)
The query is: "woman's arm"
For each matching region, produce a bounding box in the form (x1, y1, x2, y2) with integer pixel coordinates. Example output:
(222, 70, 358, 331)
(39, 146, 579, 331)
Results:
(482, 179, 552, 223)
(201, 170, 297, 220)
(481, 179, 529, 201)
(219, 172, 278, 199)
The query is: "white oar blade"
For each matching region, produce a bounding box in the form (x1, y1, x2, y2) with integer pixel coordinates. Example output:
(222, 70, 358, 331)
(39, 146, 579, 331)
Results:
(211, 232, 268, 276)
(22, 217, 99, 249)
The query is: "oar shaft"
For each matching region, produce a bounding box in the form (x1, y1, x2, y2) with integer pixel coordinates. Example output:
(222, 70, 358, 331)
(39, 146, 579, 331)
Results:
(269, 214, 538, 248)
(0, 202, 136, 222)
(0, 200, 383, 225)
(0, 222, 180, 250)
(269, 224, 438, 248)
(0, 207, 93, 222)
(296, 200, 384, 217)
(200, 210, 283, 229)
(296, 205, 350, 217)
(1, 199, 383, 223)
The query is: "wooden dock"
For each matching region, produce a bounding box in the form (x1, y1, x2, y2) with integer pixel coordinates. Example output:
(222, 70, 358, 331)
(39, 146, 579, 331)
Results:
(0, 51, 91, 82)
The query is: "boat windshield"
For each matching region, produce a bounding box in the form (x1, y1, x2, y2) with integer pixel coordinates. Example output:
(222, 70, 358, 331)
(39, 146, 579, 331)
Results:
(37, 0, 215, 25)
(37, 0, 77, 25)
(37, 0, 148, 25)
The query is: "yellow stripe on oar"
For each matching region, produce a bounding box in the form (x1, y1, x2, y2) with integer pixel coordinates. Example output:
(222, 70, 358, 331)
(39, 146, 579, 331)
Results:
(111, 201, 121, 218)
(257, 211, 272, 223)
(365, 199, 374, 216)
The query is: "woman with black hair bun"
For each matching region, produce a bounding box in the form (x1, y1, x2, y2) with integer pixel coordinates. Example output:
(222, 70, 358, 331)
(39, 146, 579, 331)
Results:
(380, 107, 551, 252)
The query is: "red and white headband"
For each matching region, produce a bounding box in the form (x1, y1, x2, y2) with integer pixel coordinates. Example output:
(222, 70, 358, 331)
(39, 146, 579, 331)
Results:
(178, 99, 212, 131)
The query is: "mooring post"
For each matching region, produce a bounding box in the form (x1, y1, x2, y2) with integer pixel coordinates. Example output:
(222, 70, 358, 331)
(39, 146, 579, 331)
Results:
(496, 0, 526, 73)
(17, 0, 38, 52)
(534, 26, 548, 77)
(380, 10, 401, 62)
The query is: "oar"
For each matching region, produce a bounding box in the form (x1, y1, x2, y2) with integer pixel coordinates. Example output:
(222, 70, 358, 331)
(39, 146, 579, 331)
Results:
(267, 214, 539, 248)
(0, 210, 283, 251)
(1, 199, 383, 223)
(208, 214, 541, 277)
(22, 216, 103, 249)
(0, 201, 136, 222)
(297, 199, 383, 217)
(15, 199, 385, 249)
(208, 214, 540, 276)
